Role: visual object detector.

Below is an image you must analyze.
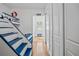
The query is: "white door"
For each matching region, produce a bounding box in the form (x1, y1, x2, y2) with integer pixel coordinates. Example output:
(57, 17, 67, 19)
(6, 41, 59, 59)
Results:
(52, 4, 64, 56)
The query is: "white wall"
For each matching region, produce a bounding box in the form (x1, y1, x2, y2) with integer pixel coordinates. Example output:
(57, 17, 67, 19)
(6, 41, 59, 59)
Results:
(65, 4, 79, 56)
(44, 4, 50, 55)
(10, 8, 45, 34)
(0, 4, 10, 13)
(45, 4, 53, 56)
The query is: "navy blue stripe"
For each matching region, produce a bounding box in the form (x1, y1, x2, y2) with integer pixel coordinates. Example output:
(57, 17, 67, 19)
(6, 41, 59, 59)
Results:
(28, 36, 32, 43)
(0, 32, 18, 37)
(28, 35, 32, 40)
(29, 37, 32, 41)
(8, 37, 23, 45)
(24, 48, 32, 56)
(16, 43, 27, 54)
(0, 35, 20, 56)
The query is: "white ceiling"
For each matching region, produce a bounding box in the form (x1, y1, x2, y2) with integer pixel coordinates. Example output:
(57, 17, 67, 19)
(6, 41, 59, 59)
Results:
(3, 3, 48, 9)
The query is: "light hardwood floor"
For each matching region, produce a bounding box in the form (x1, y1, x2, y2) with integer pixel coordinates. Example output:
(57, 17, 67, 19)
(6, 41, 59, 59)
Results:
(32, 37, 48, 56)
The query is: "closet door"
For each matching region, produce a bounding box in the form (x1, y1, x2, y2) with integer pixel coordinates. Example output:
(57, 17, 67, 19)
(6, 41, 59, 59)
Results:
(53, 4, 63, 56)
(65, 4, 79, 56)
